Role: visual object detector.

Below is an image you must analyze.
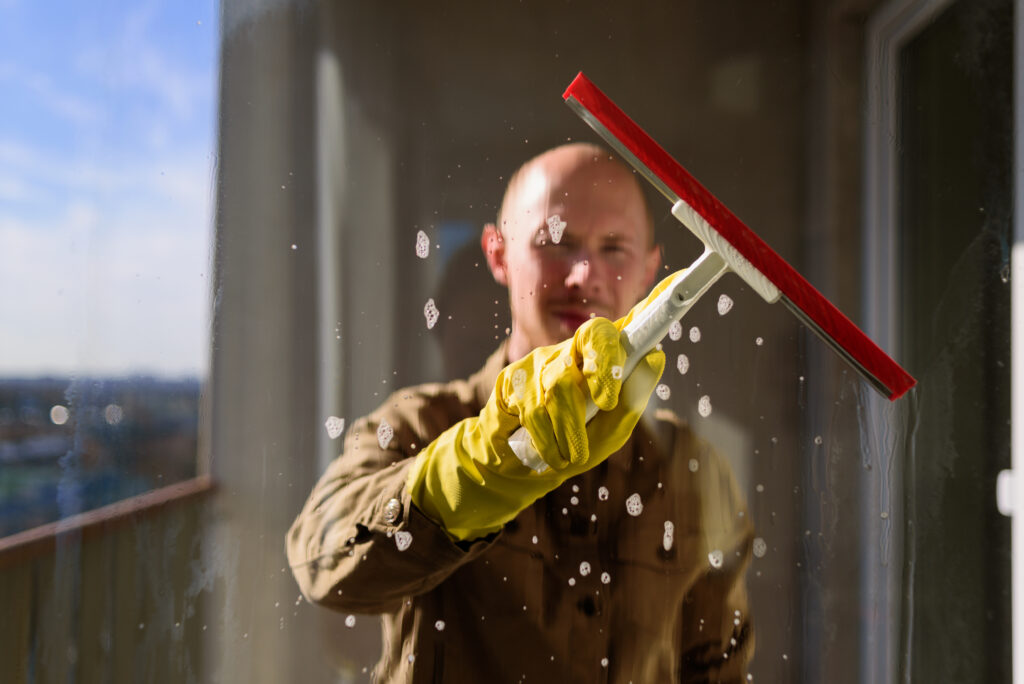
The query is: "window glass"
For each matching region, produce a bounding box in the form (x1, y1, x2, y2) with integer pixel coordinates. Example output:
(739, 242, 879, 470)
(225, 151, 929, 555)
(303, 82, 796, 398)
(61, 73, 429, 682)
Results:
(0, 0, 217, 536)
(1, 1, 1013, 682)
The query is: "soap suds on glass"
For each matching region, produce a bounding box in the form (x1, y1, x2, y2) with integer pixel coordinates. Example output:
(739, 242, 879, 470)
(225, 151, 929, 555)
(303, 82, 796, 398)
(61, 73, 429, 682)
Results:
(598, 486, 609, 501)
(698, 395, 713, 417)
(395, 531, 413, 551)
(677, 354, 689, 375)
(324, 416, 345, 439)
(546, 214, 566, 243)
(663, 521, 675, 551)
(655, 384, 671, 400)
(717, 294, 734, 316)
(708, 549, 724, 568)
(668, 320, 683, 341)
(424, 299, 440, 329)
(512, 368, 527, 400)
(625, 493, 643, 517)
(377, 420, 394, 449)
(415, 230, 430, 258)
(752, 537, 767, 558)
(689, 326, 701, 343)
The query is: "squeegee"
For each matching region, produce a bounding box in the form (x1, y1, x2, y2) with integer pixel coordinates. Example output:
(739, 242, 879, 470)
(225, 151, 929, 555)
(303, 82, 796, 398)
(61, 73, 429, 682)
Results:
(508, 72, 915, 473)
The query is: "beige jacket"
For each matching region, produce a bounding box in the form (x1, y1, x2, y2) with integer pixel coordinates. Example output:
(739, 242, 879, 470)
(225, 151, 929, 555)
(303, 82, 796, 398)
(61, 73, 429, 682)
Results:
(287, 345, 754, 683)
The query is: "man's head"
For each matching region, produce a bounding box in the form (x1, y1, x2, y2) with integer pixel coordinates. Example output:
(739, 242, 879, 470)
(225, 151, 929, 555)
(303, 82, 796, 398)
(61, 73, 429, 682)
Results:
(482, 143, 661, 362)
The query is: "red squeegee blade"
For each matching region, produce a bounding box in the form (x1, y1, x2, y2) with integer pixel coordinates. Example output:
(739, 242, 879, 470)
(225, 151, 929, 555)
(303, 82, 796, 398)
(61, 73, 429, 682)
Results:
(563, 72, 915, 400)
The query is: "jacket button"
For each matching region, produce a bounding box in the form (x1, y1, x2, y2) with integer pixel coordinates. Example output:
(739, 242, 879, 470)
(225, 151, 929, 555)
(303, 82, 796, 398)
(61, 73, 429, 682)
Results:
(383, 498, 402, 525)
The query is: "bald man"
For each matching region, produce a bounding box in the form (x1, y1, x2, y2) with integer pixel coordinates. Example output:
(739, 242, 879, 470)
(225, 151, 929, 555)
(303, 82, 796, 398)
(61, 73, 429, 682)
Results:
(288, 144, 754, 683)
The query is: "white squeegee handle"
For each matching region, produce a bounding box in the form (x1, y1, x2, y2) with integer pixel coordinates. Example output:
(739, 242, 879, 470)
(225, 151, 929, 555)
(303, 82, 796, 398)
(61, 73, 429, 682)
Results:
(508, 199, 766, 473)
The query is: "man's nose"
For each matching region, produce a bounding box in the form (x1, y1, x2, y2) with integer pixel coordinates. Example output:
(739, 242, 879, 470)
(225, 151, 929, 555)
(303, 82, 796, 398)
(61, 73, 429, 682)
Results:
(565, 253, 600, 292)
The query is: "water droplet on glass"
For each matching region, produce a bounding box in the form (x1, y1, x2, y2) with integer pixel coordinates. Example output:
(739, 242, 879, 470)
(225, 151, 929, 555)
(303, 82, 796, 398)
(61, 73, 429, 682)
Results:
(717, 294, 734, 315)
(532, 535, 539, 544)
(814, 435, 823, 446)
(50, 405, 69, 425)
(345, 615, 356, 628)
(395, 531, 413, 551)
(676, 354, 689, 375)
(663, 521, 675, 551)
(689, 326, 701, 343)
(698, 395, 712, 417)
(579, 562, 591, 576)
(424, 298, 440, 329)
(598, 486, 609, 501)
(435, 620, 446, 631)
(377, 420, 393, 449)
(708, 549, 724, 568)
(611, 365, 623, 380)
(408, 655, 416, 664)
(655, 384, 671, 400)
(688, 458, 699, 472)
(601, 657, 609, 668)
(1001, 263, 1010, 283)
(755, 336, 764, 346)
(570, 496, 579, 506)
(290, 243, 297, 250)
(546, 214, 566, 243)
(753, 537, 767, 558)
(325, 416, 345, 439)
(625, 493, 643, 516)
(600, 572, 611, 584)
(668, 320, 683, 341)
(104, 404, 123, 425)
(568, 577, 576, 586)
(415, 230, 430, 258)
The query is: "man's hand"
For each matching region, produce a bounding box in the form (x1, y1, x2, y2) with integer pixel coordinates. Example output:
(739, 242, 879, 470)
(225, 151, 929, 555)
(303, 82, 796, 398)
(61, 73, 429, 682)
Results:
(407, 317, 665, 541)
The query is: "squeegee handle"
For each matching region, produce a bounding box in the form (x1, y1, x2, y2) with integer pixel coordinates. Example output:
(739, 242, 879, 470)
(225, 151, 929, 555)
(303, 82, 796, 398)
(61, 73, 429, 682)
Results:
(508, 249, 728, 473)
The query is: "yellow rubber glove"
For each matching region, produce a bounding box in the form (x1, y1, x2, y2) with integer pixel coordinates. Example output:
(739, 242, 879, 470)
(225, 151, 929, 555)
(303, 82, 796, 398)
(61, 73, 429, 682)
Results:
(406, 316, 665, 541)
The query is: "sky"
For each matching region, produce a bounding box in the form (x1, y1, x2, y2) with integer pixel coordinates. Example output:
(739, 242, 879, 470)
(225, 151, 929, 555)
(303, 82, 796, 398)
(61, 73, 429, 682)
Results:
(0, 0, 219, 378)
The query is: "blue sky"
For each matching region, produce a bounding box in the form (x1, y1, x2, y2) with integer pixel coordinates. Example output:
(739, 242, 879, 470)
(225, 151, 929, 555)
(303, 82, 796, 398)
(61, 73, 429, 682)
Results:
(0, 0, 218, 377)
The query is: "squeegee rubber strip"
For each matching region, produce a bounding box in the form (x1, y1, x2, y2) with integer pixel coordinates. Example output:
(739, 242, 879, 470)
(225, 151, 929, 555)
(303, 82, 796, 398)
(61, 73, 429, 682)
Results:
(563, 72, 915, 400)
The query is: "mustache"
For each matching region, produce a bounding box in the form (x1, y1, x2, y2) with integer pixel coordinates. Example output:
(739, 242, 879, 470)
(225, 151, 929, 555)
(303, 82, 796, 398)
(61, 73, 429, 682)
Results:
(549, 299, 613, 315)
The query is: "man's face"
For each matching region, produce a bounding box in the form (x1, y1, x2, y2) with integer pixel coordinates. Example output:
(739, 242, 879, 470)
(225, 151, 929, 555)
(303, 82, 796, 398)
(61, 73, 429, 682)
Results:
(484, 148, 660, 361)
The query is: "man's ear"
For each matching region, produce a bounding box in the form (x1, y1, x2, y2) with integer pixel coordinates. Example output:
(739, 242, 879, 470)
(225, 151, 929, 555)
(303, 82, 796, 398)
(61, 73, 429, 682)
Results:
(643, 244, 663, 290)
(481, 223, 508, 287)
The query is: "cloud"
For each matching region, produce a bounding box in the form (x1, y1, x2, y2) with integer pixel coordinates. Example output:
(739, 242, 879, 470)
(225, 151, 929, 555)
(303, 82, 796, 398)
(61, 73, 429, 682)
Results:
(73, 2, 215, 122)
(0, 140, 214, 377)
(0, 61, 104, 127)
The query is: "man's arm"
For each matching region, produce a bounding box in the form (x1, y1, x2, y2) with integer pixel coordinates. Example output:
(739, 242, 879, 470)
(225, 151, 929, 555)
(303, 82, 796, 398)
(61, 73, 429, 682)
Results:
(286, 391, 494, 614)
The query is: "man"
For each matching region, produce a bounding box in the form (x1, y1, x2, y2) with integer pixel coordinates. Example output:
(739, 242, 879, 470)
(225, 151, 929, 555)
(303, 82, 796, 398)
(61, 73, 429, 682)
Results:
(287, 143, 753, 682)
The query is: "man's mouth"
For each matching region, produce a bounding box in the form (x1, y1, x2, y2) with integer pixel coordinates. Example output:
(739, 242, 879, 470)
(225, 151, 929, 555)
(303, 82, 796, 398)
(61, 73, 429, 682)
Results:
(552, 308, 603, 333)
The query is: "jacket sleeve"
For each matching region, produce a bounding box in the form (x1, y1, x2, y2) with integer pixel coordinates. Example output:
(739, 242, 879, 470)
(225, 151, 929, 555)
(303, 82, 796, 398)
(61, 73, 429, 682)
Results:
(285, 388, 496, 614)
